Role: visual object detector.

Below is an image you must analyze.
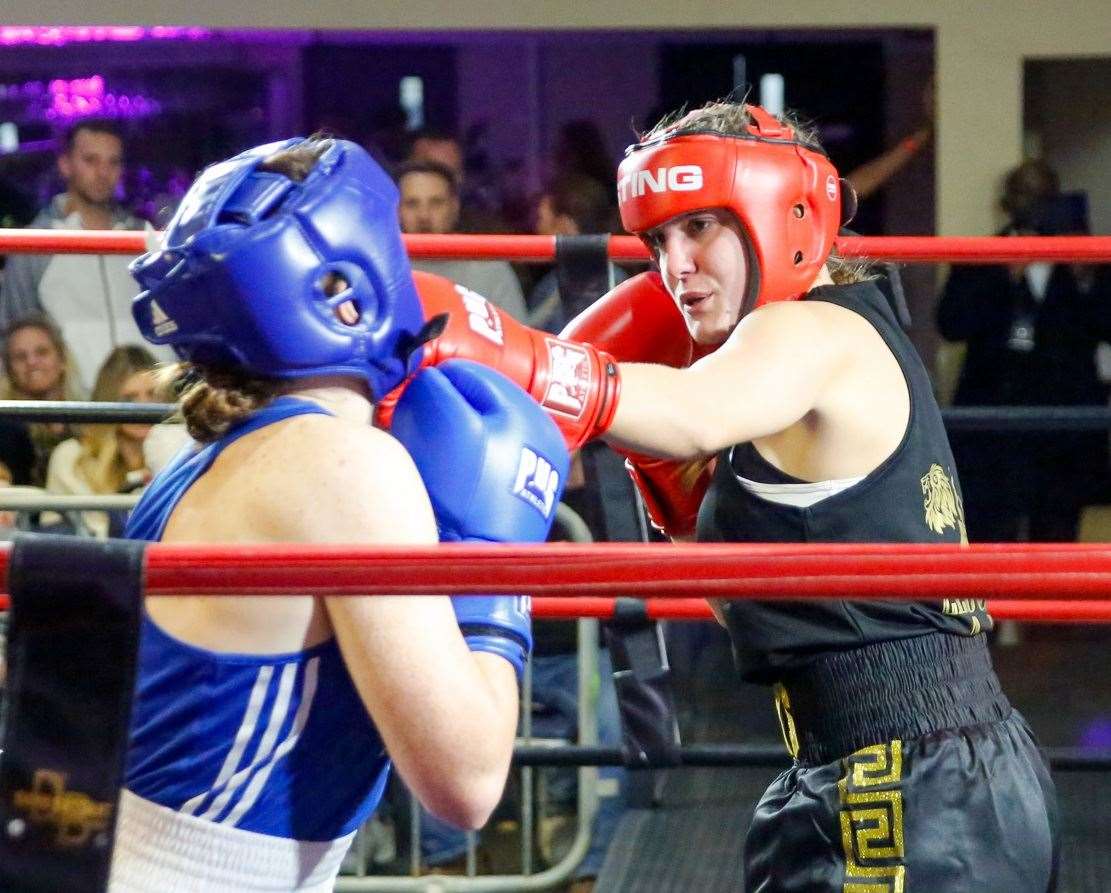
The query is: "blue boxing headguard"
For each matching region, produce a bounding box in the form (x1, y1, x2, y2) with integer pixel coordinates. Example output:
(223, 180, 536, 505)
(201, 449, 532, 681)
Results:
(130, 137, 424, 398)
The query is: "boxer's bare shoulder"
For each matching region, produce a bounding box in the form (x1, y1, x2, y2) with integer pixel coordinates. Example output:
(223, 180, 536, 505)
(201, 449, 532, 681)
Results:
(179, 427, 432, 546)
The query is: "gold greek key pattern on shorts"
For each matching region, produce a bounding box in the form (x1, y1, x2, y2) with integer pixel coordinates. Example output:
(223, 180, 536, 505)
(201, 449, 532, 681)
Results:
(839, 741, 906, 893)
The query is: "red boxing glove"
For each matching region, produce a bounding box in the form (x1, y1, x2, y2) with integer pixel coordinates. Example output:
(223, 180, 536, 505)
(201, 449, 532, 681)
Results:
(560, 271, 716, 538)
(623, 453, 715, 539)
(376, 272, 619, 452)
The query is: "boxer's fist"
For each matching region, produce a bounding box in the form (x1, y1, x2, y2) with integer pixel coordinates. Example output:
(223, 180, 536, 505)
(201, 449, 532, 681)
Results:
(378, 272, 619, 452)
(624, 454, 715, 539)
(561, 272, 715, 538)
(392, 360, 570, 674)
(558, 271, 694, 367)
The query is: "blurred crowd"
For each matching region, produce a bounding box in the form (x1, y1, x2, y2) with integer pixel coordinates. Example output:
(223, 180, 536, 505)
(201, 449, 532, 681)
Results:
(0, 115, 637, 541)
(1, 111, 1109, 547)
(0, 107, 1109, 886)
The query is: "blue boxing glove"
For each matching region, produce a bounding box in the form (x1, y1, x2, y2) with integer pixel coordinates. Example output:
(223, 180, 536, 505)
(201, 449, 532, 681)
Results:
(391, 359, 570, 676)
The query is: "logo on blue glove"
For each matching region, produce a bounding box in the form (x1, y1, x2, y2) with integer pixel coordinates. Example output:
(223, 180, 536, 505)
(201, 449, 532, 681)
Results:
(512, 447, 561, 520)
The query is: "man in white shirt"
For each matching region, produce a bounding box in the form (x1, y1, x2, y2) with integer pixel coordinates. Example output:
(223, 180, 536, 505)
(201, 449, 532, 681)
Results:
(396, 159, 528, 321)
(0, 118, 171, 389)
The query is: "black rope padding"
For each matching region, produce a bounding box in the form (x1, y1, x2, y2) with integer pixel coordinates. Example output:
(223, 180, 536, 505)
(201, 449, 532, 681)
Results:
(4, 398, 1111, 437)
(0, 401, 175, 424)
(3, 401, 1111, 432)
(555, 234, 614, 322)
(511, 743, 1111, 772)
(942, 406, 1111, 431)
(612, 597, 650, 625)
(605, 618, 682, 768)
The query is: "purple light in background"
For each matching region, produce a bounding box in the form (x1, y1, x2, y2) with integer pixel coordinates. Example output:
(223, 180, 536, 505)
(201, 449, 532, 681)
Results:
(1080, 717, 1111, 749)
(5, 74, 165, 121)
(51, 75, 104, 98)
(0, 26, 210, 47)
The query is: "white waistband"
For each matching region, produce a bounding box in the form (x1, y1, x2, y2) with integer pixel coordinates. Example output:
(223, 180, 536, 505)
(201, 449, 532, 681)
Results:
(108, 789, 355, 893)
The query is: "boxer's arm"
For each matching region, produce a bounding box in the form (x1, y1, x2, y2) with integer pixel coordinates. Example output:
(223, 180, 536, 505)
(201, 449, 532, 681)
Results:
(272, 421, 519, 829)
(606, 301, 840, 459)
(338, 362, 566, 826)
(560, 272, 714, 537)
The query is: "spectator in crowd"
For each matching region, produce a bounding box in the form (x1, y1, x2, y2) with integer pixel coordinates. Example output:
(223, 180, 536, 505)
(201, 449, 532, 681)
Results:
(407, 128, 465, 184)
(528, 173, 623, 332)
(937, 160, 1111, 542)
(0, 118, 171, 390)
(45, 344, 159, 538)
(397, 159, 528, 320)
(0, 316, 85, 486)
(405, 126, 506, 233)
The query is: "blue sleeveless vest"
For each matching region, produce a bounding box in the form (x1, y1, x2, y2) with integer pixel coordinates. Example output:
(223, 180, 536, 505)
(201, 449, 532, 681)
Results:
(124, 398, 391, 840)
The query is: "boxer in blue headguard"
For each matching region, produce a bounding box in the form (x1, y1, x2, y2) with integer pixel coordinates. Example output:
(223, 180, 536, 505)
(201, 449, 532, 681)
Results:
(111, 137, 569, 892)
(130, 135, 428, 396)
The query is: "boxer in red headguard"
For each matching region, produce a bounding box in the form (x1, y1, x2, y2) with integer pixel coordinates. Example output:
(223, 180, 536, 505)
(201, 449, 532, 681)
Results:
(568, 100, 1059, 893)
(403, 99, 1059, 892)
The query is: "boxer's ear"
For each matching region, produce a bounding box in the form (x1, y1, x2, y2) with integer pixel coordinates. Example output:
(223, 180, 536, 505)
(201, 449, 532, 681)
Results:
(640, 235, 661, 273)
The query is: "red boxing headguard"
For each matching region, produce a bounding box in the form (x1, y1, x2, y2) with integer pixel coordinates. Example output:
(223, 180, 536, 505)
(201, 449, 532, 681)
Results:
(617, 105, 842, 309)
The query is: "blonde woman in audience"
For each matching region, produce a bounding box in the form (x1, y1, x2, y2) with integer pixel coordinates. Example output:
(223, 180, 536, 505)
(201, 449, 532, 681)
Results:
(0, 316, 85, 485)
(45, 345, 159, 537)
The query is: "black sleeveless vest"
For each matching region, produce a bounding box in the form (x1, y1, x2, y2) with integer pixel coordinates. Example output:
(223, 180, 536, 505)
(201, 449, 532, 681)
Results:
(696, 281, 993, 684)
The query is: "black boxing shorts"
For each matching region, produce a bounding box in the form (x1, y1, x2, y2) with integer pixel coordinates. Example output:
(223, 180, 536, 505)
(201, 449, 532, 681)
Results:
(744, 634, 1059, 892)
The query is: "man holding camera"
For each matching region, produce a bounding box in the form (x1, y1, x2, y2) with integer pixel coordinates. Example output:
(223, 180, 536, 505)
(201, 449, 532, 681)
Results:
(936, 159, 1111, 543)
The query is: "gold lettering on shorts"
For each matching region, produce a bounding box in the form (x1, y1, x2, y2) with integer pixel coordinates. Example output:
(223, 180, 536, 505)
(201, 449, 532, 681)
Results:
(942, 599, 991, 635)
(921, 463, 967, 544)
(839, 741, 906, 893)
(942, 599, 987, 616)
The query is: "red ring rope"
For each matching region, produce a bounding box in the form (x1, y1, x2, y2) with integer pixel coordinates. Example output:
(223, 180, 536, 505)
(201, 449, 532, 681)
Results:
(0, 593, 1103, 621)
(0, 543, 1107, 621)
(532, 597, 1111, 623)
(135, 542, 1111, 599)
(0, 542, 1109, 600)
(2, 230, 1111, 264)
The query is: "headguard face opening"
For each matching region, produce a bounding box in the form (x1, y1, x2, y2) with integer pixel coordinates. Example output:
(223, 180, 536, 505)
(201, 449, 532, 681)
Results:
(130, 138, 424, 399)
(617, 105, 842, 310)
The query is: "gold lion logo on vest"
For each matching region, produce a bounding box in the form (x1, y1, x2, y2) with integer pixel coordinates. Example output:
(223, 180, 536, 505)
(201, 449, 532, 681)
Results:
(10, 769, 113, 848)
(920, 464, 967, 544)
